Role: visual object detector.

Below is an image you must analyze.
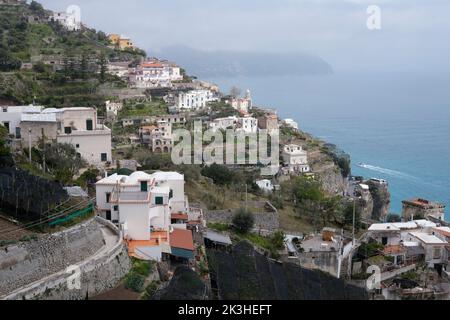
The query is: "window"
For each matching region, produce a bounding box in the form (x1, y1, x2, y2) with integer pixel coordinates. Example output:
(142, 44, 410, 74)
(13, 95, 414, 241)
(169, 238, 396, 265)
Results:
(106, 192, 111, 203)
(155, 196, 164, 205)
(113, 205, 118, 211)
(140, 181, 148, 192)
(4, 122, 9, 131)
(64, 127, 72, 134)
(101, 153, 107, 162)
(86, 119, 93, 131)
(76, 144, 80, 148)
(433, 247, 441, 260)
(169, 189, 173, 199)
(15, 127, 21, 139)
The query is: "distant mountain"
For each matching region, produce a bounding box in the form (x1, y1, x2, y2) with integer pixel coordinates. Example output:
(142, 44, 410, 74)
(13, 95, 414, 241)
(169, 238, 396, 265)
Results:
(155, 45, 333, 78)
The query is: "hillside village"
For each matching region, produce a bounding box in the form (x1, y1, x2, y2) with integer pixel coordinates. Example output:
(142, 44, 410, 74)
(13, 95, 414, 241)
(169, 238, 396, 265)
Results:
(0, 0, 449, 300)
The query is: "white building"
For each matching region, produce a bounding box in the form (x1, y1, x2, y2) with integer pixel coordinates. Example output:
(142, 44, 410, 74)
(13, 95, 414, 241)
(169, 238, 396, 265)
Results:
(95, 171, 192, 261)
(283, 118, 299, 130)
(256, 179, 274, 193)
(20, 107, 111, 166)
(230, 89, 252, 114)
(282, 144, 310, 173)
(175, 89, 218, 110)
(150, 120, 173, 153)
(49, 11, 81, 31)
(209, 116, 237, 132)
(236, 117, 258, 134)
(107, 62, 130, 79)
(406, 232, 447, 267)
(105, 100, 123, 117)
(129, 60, 183, 89)
(0, 105, 42, 138)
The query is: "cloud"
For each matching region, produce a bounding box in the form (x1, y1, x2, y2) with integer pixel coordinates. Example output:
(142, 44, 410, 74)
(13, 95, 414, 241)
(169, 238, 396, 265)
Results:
(38, 0, 450, 73)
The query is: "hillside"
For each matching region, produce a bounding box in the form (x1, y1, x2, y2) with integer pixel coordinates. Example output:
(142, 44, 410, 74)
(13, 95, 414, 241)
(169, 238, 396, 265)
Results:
(0, 0, 146, 108)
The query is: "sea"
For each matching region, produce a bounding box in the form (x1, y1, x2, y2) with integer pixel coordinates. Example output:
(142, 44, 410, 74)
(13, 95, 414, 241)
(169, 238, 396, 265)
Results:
(205, 72, 450, 221)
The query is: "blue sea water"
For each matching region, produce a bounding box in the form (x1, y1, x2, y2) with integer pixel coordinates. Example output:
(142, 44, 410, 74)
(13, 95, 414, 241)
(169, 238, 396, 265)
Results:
(205, 72, 450, 221)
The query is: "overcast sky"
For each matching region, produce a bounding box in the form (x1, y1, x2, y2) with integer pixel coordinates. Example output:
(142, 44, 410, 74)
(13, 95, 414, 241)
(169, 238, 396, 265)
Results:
(38, 0, 450, 73)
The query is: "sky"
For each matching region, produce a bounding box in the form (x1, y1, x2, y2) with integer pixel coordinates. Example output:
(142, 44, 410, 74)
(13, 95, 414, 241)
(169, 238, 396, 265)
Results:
(37, 0, 450, 73)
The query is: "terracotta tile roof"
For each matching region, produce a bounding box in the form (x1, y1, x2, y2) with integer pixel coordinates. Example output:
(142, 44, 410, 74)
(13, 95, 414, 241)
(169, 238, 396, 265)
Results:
(127, 233, 169, 256)
(433, 227, 450, 238)
(170, 228, 194, 251)
(171, 213, 188, 220)
(383, 245, 406, 255)
(142, 62, 164, 68)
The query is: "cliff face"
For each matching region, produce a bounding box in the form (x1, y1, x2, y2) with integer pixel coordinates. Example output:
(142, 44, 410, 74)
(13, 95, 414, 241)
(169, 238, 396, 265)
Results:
(315, 165, 347, 195)
(366, 180, 391, 221)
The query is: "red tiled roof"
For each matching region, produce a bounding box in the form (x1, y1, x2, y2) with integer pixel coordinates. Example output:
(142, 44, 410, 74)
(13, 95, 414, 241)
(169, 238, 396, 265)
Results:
(170, 228, 194, 251)
(171, 213, 188, 220)
(433, 228, 450, 237)
(142, 63, 164, 68)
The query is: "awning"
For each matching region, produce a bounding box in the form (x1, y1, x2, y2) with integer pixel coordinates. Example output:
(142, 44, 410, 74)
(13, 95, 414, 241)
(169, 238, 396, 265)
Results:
(204, 230, 232, 245)
(171, 247, 194, 259)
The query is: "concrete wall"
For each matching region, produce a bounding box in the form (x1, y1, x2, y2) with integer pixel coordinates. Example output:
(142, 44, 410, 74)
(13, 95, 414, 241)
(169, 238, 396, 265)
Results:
(57, 130, 112, 164)
(0, 219, 104, 297)
(0, 217, 131, 300)
(298, 251, 340, 278)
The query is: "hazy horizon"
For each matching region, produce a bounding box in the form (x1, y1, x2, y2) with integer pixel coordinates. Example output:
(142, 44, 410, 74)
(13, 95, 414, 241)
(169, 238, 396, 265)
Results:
(37, 0, 450, 74)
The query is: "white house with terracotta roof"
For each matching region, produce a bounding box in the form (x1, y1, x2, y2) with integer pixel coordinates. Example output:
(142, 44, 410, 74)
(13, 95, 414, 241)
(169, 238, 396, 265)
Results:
(95, 171, 194, 261)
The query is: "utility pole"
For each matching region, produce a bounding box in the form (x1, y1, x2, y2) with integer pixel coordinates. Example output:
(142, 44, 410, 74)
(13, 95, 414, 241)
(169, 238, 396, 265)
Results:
(245, 184, 248, 211)
(352, 199, 356, 246)
(28, 129, 32, 163)
(42, 128, 46, 173)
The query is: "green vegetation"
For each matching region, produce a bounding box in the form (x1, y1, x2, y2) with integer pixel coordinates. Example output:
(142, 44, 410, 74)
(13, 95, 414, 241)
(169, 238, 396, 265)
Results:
(232, 208, 255, 234)
(357, 241, 384, 259)
(281, 176, 361, 231)
(141, 281, 161, 300)
(29, 142, 87, 184)
(321, 144, 351, 178)
(124, 258, 154, 293)
(201, 164, 236, 186)
(124, 272, 146, 293)
(387, 213, 401, 223)
(207, 222, 229, 232)
(0, 1, 145, 105)
(118, 99, 168, 119)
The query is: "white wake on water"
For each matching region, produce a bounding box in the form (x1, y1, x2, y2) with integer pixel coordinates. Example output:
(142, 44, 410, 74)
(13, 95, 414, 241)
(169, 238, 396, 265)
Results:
(357, 163, 418, 180)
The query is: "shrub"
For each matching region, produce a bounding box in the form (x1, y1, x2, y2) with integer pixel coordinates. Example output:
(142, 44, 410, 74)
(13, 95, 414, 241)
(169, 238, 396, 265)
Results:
(232, 208, 254, 234)
(124, 272, 145, 292)
(201, 164, 235, 186)
(270, 230, 286, 250)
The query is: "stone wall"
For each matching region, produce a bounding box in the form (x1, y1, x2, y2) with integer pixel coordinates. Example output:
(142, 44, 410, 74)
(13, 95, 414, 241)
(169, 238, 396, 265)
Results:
(0, 217, 131, 300)
(0, 219, 104, 296)
(205, 201, 279, 231)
